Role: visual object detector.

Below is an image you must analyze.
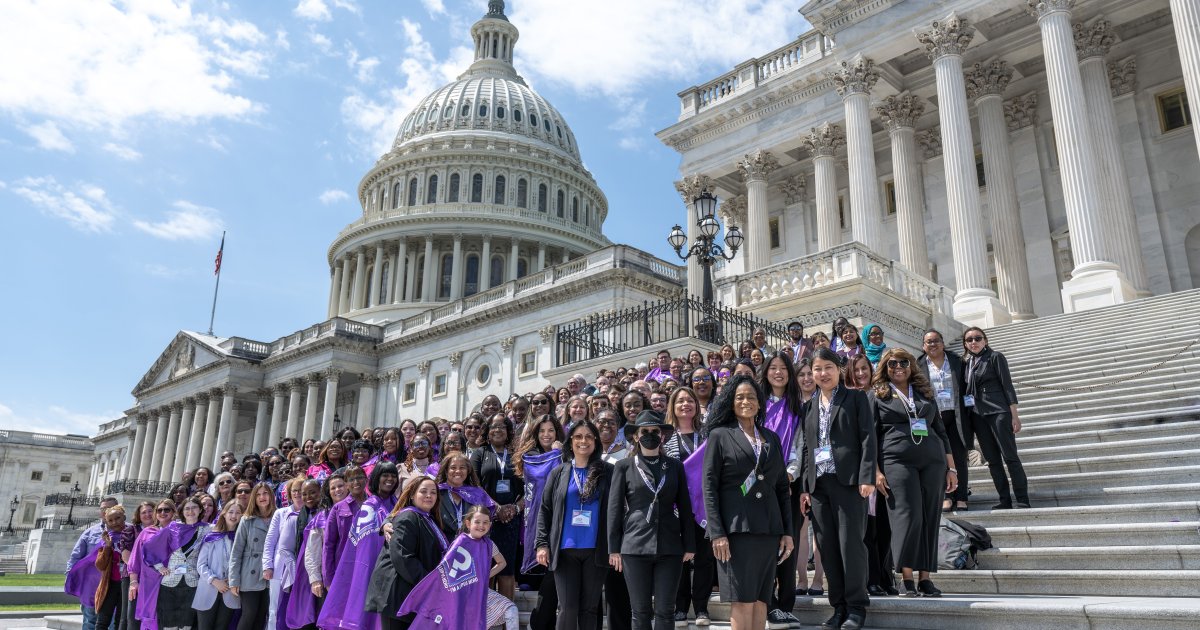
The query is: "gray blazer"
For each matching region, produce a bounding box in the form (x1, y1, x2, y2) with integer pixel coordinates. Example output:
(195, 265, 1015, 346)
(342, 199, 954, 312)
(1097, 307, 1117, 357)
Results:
(228, 516, 270, 592)
(193, 534, 240, 611)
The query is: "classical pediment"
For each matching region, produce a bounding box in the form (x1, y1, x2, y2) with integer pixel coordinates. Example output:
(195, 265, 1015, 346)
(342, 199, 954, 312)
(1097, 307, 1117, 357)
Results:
(133, 331, 228, 395)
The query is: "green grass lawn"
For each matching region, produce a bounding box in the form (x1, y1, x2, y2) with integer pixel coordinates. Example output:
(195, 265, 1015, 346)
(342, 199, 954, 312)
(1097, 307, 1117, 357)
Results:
(0, 603, 76, 612)
(0, 574, 67, 587)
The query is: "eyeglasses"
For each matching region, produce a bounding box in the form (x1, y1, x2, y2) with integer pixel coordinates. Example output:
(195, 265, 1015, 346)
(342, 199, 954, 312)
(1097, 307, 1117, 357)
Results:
(347, 476, 367, 483)
(218, 480, 233, 486)
(571, 434, 596, 441)
(964, 336, 985, 343)
(886, 359, 911, 369)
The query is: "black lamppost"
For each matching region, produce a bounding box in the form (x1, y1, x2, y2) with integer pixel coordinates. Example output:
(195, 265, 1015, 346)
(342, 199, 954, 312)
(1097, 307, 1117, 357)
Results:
(668, 191, 743, 342)
(6, 495, 17, 533)
(66, 481, 80, 527)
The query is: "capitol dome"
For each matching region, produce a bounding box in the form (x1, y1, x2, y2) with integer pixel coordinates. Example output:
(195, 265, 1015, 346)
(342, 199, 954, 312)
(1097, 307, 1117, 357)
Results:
(325, 0, 610, 325)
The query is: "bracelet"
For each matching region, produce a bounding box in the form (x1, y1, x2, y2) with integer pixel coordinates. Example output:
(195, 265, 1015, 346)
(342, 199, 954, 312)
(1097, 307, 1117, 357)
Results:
(947, 468, 958, 474)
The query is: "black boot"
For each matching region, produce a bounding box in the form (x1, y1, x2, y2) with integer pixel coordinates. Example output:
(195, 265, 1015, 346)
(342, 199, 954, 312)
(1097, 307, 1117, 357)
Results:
(820, 607, 847, 630)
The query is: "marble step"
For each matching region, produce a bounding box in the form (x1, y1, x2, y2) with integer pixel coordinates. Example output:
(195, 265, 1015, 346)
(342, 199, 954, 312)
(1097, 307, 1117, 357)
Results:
(926, 569, 1200, 597)
(966, 482, 1200, 508)
(985, 521, 1200, 548)
(1016, 389, 1200, 423)
(965, 464, 1200, 492)
(1005, 337, 1200, 378)
(965, 448, 1200, 478)
(1014, 417, 1200, 449)
(984, 290, 1200, 338)
(946, 501, 1200, 528)
(1015, 371, 1200, 407)
(1016, 408, 1198, 432)
(975, 544, 1200, 570)
(1013, 433, 1200, 462)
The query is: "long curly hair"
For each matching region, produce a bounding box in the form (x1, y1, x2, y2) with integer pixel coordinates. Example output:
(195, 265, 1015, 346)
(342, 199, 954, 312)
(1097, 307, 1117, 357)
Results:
(704, 374, 765, 437)
(871, 348, 934, 400)
(562, 419, 604, 502)
(514, 414, 564, 478)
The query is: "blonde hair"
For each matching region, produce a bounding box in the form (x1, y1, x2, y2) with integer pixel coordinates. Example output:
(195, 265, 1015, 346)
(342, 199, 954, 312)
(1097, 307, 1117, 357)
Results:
(214, 500, 242, 533)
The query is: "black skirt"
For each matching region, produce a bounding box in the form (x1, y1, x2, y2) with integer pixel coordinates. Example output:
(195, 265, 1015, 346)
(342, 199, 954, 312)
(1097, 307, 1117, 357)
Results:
(492, 518, 520, 577)
(156, 582, 197, 628)
(716, 533, 780, 603)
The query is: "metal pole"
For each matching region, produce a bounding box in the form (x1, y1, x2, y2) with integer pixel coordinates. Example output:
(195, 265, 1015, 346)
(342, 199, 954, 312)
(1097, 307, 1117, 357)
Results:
(208, 231, 226, 336)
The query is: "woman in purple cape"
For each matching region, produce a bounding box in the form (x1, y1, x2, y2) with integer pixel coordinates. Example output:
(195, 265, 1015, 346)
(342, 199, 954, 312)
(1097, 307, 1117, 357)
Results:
(434, 451, 496, 540)
(365, 476, 445, 630)
(287, 474, 347, 630)
(143, 496, 207, 630)
(317, 462, 400, 630)
(128, 499, 178, 630)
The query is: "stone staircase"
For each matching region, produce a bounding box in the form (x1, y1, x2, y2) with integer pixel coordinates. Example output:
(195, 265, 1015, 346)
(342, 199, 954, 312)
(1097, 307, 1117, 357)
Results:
(515, 289, 1200, 628)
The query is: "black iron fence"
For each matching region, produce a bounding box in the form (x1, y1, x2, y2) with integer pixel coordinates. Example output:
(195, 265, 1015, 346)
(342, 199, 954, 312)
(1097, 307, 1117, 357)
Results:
(44, 494, 102, 507)
(105, 479, 175, 496)
(555, 296, 789, 366)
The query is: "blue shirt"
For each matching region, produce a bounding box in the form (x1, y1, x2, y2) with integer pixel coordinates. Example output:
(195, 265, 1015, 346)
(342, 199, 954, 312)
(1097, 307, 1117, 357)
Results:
(66, 522, 105, 573)
(561, 466, 598, 549)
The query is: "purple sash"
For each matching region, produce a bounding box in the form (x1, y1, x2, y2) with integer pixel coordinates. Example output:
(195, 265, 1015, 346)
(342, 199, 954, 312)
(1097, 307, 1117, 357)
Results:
(439, 484, 497, 514)
(130, 526, 163, 630)
(397, 534, 491, 629)
(519, 449, 561, 572)
(284, 511, 326, 629)
(142, 521, 203, 567)
(316, 494, 395, 630)
(682, 443, 709, 528)
(764, 398, 799, 462)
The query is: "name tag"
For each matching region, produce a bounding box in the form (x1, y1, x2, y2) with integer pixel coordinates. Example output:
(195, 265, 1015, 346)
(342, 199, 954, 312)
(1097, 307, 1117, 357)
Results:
(173, 566, 187, 575)
(936, 390, 952, 402)
(571, 509, 592, 527)
(740, 471, 757, 496)
(963, 395, 975, 408)
(815, 445, 832, 464)
(910, 417, 929, 437)
(496, 480, 511, 494)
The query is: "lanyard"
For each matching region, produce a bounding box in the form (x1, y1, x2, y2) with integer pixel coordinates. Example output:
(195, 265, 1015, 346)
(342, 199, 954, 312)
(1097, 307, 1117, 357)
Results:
(890, 384, 916, 415)
(818, 387, 837, 448)
(570, 466, 589, 498)
(491, 447, 508, 476)
(677, 432, 695, 457)
(449, 490, 464, 526)
(633, 457, 667, 523)
(605, 440, 623, 456)
(742, 424, 763, 472)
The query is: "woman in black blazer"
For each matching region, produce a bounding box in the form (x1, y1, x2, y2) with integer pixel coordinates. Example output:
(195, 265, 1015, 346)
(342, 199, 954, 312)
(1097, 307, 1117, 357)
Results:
(702, 374, 793, 630)
(470, 414, 524, 599)
(797, 348, 877, 630)
(962, 326, 1029, 509)
(535, 420, 613, 630)
(608, 410, 696, 630)
(918, 328, 972, 512)
(366, 477, 445, 630)
(870, 348, 957, 597)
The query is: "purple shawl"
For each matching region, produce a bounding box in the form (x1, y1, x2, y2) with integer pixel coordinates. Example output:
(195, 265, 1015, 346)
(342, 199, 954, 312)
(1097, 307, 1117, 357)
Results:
(363, 451, 399, 479)
(284, 510, 327, 629)
(764, 398, 799, 463)
(316, 494, 396, 630)
(682, 443, 709, 528)
(519, 449, 561, 572)
(129, 525, 163, 630)
(397, 534, 491, 629)
(64, 545, 103, 608)
(439, 484, 497, 514)
(142, 521, 204, 567)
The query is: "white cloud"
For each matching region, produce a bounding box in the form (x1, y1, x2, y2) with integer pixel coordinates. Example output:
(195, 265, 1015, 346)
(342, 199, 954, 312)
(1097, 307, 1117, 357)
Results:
(293, 0, 331, 21)
(345, 45, 380, 83)
(421, 0, 446, 15)
(102, 142, 142, 161)
(309, 31, 333, 53)
(144, 263, 184, 278)
(0, 0, 271, 130)
(7, 176, 116, 233)
(22, 120, 75, 152)
(132, 200, 224, 241)
(319, 189, 350, 204)
(0, 401, 116, 437)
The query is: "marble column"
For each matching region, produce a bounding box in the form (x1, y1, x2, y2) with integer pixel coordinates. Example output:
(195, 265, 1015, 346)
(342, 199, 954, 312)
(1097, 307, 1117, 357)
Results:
(320, 368, 341, 441)
(674, 174, 713, 297)
(1170, 0, 1200, 158)
(173, 402, 194, 480)
(450, 234, 464, 300)
(405, 248, 418, 303)
(158, 402, 182, 482)
(213, 386, 237, 468)
(738, 150, 780, 271)
(148, 408, 169, 481)
(1076, 19, 1149, 294)
(337, 257, 351, 315)
(268, 383, 287, 449)
(351, 248, 367, 310)
(967, 61, 1038, 320)
(186, 394, 208, 472)
(199, 388, 221, 468)
(327, 265, 341, 319)
(804, 123, 846, 252)
(878, 94, 932, 277)
(128, 416, 146, 479)
(301, 374, 321, 443)
(284, 380, 303, 441)
(137, 414, 158, 479)
(357, 374, 378, 426)
(421, 237, 435, 302)
(393, 239, 408, 303)
(917, 14, 1010, 326)
(537, 243, 546, 271)
(833, 55, 884, 253)
(369, 244, 385, 307)
(1027, 0, 1134, 311)
(480, 237, 492, 291)
(252, 390, 271, 453)
(509, 240, 520, 280)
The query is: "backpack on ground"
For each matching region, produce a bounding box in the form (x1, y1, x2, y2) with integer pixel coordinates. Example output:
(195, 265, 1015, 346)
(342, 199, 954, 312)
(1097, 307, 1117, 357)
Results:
(938, 517, 992, 569)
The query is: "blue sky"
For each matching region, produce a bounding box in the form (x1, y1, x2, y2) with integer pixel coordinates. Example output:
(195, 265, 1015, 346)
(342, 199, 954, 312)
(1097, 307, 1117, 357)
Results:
(0, 0, 808, 435)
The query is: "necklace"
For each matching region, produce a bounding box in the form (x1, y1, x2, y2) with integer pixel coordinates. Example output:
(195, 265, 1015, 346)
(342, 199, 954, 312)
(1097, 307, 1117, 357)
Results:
(643, 455, 660, 464)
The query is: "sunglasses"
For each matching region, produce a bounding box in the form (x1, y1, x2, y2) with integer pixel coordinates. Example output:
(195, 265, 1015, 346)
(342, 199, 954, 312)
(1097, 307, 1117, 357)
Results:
(886, 359, 911, 369)
(964, 336, 985, 343)
(236, 489, 251, 495)
(219, 480, 234, 486)
(156, 508, 174, 514)
(531, 399, 550, 406)
(571, 433, 596, 441)
(639, 429, 661, 437)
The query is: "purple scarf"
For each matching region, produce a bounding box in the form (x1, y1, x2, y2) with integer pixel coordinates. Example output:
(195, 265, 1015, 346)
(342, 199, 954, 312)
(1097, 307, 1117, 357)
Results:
(64, 545, 104, 608)
(764, 398, 799, 462)
(316, 494, 396, 630)
(397, 534, 491, 629)
(439, 484, 497, 514)
(682, 443, 709, 528)
(142, 521, 203, 567)
(519, 449, 561, 572)
(285, 511, 327, 629)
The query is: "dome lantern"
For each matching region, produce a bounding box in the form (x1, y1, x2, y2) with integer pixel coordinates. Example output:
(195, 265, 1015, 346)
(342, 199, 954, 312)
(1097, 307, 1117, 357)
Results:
(469, 1, 519, 72)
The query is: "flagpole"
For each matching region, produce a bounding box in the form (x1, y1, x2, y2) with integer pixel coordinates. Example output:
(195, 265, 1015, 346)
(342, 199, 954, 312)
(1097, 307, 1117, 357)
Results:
(208, 231, 225, 336)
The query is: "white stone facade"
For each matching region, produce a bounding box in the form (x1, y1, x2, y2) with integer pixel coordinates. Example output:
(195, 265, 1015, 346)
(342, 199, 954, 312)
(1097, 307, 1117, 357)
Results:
(0, 430, 93, 529)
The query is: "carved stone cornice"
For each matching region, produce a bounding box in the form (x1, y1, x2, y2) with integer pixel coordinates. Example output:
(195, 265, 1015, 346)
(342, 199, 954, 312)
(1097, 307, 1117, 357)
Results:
(965, 60, 1013, 101)
(417, 361, 431, 375)
(1108, 57, 1136, 97)
(1026, 0, 1075, 20)
(721, 195, 748, 226)
(777, 175, 807, 205)
(448, 352, 462, 367)
(915, 128, 943, 158)
(917, 14, 974, 61)
(499, 336, 516, 351)
(539, 325, 556, 342)
(803, 122, 846, 158)
(737, 150, 779, 183)
(195, 392, 210, 404)
(831, 55, 879, 98)
(674, 174, 714, 206)
(1004, 92, 1039, 131)
(1074, 19, 1115, 60)
(877, 94, 925, 131)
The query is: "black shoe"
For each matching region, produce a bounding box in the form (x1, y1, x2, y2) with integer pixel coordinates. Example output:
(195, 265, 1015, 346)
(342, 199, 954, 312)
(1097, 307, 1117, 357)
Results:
(807, 587, 825, 596)
(1015, 501, 1031, 509)
(867, 584, 886, 596)
(955, 503, 969, 512)
(820, 608, 847, 630)
(840, 612, 866, 630)
(672, 611, 688, 628)
(902, 579, 919, 597)
(918, 579, 943, 597)
(767, 609, 791, 629)
(884, 585, 900, 596)
(991, 502, 1013, 510)
(783, 611, 803, 628)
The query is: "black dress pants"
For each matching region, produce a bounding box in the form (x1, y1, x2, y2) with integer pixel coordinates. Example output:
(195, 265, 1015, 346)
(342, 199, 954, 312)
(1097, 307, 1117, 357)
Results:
(771, 485, 801, 612)
(235, 588, 269, 630)
(940, 411, 969, 503)
(865, 499, 894, 590)
(621, 554, 683, 630)
(972, 411, 1028, 504)
(528, 570, 559, 630)
(117, 577, 133, 630)
(554, 548, 606, 630)
(674, 521, 714, 616)
(195, 599, 235, 630)
(95, 583, 122, 630)
(602, 566, 631, 630)
(884, 455, 946, 572)
(810, 474, 869, 612)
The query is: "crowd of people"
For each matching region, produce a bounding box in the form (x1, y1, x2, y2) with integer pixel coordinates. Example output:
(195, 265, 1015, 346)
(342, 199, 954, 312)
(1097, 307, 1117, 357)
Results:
(65, 319, 1026, 630)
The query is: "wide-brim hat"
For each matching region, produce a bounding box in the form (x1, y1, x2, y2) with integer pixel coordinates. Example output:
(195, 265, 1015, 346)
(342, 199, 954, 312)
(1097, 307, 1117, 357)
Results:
(623, 410, 675, 441)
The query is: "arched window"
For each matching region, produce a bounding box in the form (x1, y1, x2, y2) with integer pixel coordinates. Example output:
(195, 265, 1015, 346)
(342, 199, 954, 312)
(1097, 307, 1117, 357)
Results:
(517, 178, 528, 208)
(379, 262, 390, 304)
(496, 106, 505, 119)
(479, 104, 488, 117)
(392, 182, 401, 209)
(494, 175, 506, 205)
(464, 254, 479, 296)
(513, 109, 523, 123)
(461, 102, 471, 117)
(448, 173, 461, 202)
(407, 178, 418, 206)
(490, 255, 505, 287)
(537, 184, 547, 212)
(556, 190, 565, 218)
(517, 258, 528, 278)
(572, 197, 579, 222)
(439, 254, 453, 299)
(426, 174, 438, 204)
(471, 173, 483, 203)
(585, 203, 590, 226)
(530, 113, 538, 128)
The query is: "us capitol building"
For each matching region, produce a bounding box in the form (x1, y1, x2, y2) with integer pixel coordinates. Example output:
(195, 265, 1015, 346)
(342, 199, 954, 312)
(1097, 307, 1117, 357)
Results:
(86, 0, 1200, 493)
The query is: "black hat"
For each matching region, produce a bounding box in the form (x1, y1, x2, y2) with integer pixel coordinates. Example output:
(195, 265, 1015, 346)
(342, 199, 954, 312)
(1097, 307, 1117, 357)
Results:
(623, 410, 675, 441)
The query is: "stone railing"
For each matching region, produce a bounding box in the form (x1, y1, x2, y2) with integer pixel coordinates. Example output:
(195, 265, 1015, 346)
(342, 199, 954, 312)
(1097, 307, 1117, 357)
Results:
(267, 317, 384, 354)
(734, 242, 955, 316)
(677, 30, 834, 119)
(0, 430, 92, 450)
(104, 479, 176, 497)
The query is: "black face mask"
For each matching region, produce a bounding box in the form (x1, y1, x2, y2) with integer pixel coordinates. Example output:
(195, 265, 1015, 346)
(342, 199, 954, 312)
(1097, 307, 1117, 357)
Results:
(638, 432, 662, 450)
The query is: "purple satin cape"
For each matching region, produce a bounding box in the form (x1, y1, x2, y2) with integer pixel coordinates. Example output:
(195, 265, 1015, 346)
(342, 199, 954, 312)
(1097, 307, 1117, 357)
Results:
(316, 494, 396, 630)
(284, 510, 327, 629)
(518, 449, 561, 572)
(321, 495, 362, 589)
(764, 397, 799, 463)
(439, 484, 497, 514)
(64, 545, 103, 608)
(682, 443, 709, 528)
(130, 526, 163, 630)
(397, 534, 491, 629)
(142, 521, 203, 567)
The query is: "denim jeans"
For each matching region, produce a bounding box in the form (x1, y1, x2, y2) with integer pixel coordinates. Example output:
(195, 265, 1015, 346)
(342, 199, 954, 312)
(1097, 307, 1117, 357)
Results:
(82, 605, 98, 630)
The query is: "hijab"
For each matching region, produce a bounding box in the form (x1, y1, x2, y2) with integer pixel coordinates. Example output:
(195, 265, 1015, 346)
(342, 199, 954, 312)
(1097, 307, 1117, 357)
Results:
(861, 323, 887, 364)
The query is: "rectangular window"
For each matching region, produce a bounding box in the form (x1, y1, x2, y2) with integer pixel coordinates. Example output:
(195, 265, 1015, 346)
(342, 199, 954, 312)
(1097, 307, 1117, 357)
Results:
(402, 381, 416, 404)
(60, 473, 71, 483)
(433, 373, 448, 397)
(837, 196, 846, 229)
(884, 181, 897, 216)
(768, 217, 781, 249)
(1157, 87, 1192, 133)
(21, 502, 36, 523)
(520, 350, 537, 376)
(30, 471, 43, 482)
(975, 152, 987, 188)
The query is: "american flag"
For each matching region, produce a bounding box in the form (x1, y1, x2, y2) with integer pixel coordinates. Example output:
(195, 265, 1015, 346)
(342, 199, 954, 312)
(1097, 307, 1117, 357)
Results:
(214, 234, 225, 276)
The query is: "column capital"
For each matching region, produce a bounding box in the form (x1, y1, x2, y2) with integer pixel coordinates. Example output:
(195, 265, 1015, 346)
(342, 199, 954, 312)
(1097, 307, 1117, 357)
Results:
(272, 381, 290, 396)
(136, 414, 149, 426)
(448, 352, 462, 367)
(965, 60, 1013, 101)
(915, 127, 944, 158)
(499, 336, 516, 351)
(324, 367, 343, 382)
(1026, 0, 1075, 21)
(453, 233, 464, 243)
(1074, 19, 1115, 60)
(480, 235, 492, 245)
(803, 122, 846, 157)
(306, 372, 323, 387)
(388, 368, 402, 382)
(170, 401, 183, 413)
(831, 54, 879, 97)
(721, 194, 748, 226)
(877, 93, 926, 130)
(209, 386, 226, 398)
(256, 388, 272, 400)
(183, 397, 196, 410)
(417, 361, 431, 375)
(1108, 56, 1136, 96)
(195, 391, 210, 404)
(674, 174, 715, 204)
(777, 174, 807, 205)
(738, 149, 779, 183)
(1004, 92, 1039, 131)
(917, 13, 974, 61)
(360, 373, 380, 387)
(290, 378, 306, 393)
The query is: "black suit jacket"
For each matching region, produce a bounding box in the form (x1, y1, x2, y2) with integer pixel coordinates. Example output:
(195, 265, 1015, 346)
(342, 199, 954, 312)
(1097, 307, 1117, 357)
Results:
(797, 387, 877, 494)
(702, 425, 792, 540)
(365, 509, 443, 618)
(868, 390, 952, 463)
(963, 348, 1018, 416)
(534, 461, 613, 570)
(917, 351, 972, 447)
(607, 455, 696, 556)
